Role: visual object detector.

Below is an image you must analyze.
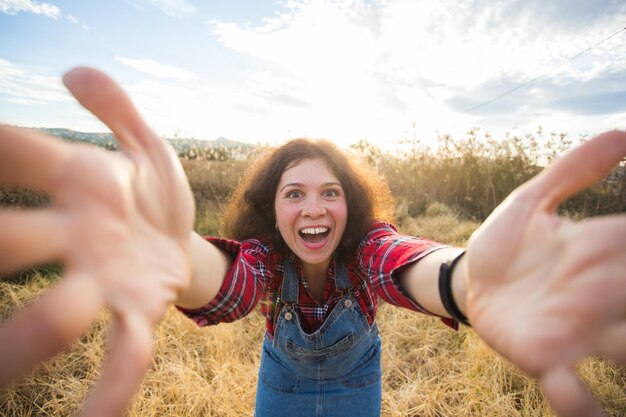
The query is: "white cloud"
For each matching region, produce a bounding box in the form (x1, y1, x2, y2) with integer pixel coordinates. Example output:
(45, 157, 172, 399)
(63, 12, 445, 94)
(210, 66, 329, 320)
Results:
(127, 0, 196, 17)
(119, 77, 293, 142)
(116, 56, 199, 81)
(0, 0, 61, 19)
(0, 59, 69, 105)
(215, 0, 626, 89)
(64, 13, 89, 29)
(4, 1, 624, 146)
(209, 0, 626, 142)
(210, 0, 470, 141)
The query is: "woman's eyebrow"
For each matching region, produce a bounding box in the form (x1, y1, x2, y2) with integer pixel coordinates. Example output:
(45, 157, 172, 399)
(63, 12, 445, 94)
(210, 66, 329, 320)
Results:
(279, 182, 304, 192)
(279, 181, 342, 193)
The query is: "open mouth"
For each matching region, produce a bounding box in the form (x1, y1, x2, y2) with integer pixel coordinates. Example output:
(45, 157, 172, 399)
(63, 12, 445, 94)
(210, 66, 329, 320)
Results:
(299, 226, 330, 244)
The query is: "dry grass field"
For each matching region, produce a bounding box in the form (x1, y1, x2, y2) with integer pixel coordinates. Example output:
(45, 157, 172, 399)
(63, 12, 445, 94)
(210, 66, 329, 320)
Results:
(1, 208, 624, 416)
(1, 133, 625, 416)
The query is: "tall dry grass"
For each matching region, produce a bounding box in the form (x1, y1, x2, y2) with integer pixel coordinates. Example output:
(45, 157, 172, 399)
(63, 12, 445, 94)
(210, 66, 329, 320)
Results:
(1, 131, 625, 416)
(352, 128, 625, 221)
(1, 208, 625, 416)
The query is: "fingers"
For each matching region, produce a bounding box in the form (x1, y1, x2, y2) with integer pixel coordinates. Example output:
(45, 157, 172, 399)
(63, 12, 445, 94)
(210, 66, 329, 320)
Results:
(0, 125, 73, 191)
(527, 130, 626, 212)
(0, 272, 102, 388)
(62, 67, 160, 156)
(557, 214, 626, 289)
(62, 67, 187, 202)
(0, 210, 66, 275)
(541, 367, 606, 417)
(78, 312, 153, 417)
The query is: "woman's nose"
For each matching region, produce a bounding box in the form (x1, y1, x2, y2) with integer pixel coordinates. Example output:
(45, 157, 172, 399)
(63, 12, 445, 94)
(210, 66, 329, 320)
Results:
(302, 198, 326, 217)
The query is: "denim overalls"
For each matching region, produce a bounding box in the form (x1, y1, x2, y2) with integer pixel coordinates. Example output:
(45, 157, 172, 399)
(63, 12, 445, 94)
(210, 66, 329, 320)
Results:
(255, 261, 382, 417)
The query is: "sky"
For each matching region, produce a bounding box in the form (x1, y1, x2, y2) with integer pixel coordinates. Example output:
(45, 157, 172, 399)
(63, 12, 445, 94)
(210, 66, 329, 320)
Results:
(1, 0, 625, 148)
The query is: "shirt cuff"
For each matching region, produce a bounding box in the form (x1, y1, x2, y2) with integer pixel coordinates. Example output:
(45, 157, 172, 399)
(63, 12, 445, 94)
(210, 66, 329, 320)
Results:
(175, 237, 242, 327)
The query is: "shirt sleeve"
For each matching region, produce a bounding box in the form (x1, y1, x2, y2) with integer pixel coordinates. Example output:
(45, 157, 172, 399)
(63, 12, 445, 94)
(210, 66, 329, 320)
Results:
(358, 222, 458, 329)
(176, 237, 272, 327)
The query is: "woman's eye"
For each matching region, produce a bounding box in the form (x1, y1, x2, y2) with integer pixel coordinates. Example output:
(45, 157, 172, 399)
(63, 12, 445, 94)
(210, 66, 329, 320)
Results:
(323, 189, 340, 198)
(286, 190, 303, 199)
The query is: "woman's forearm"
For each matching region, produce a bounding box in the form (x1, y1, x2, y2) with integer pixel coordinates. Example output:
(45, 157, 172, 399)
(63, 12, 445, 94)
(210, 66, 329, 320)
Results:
(399, 247, 468, 321)
(175, 232, 233, 309)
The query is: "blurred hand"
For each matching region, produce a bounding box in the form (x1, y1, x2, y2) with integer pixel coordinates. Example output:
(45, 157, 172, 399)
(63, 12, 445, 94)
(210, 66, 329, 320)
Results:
(466, 130, 626, 417)
(0, 68, 195, 417)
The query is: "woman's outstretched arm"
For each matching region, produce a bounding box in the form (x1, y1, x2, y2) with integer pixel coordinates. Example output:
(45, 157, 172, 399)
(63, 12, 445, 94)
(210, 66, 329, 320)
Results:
(0, 67, 229, 416)
(177, 231, 233, 309)
(399, 130, 626, 417)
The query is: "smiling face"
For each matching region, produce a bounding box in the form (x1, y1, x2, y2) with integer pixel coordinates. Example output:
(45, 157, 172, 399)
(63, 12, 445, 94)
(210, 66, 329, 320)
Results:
(274, 158, 348, 273)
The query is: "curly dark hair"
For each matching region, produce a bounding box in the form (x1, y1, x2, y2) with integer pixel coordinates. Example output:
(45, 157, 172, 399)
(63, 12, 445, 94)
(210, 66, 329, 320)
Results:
(222, 138, 394, 258)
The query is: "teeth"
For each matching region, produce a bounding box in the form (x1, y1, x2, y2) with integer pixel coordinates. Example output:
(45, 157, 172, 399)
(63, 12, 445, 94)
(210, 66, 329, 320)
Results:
(301, 227, 329, 235)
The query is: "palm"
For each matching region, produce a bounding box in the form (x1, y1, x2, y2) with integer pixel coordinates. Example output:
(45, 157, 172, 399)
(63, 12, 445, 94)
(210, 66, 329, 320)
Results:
(60, 140, 193, 320)
(0, 68, 195, 417)
(465, 131, 626, 417)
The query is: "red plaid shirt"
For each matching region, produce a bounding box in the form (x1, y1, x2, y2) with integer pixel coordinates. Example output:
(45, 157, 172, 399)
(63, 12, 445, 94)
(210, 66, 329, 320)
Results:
(177, 222, 456, 335)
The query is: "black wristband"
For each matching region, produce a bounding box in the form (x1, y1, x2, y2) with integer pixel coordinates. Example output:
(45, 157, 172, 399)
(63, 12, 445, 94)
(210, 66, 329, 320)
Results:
(438, 251, 470, 326)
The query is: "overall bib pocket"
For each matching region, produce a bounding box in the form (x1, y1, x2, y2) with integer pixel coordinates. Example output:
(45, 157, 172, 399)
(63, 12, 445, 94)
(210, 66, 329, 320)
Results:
(285, 332, 355, 363)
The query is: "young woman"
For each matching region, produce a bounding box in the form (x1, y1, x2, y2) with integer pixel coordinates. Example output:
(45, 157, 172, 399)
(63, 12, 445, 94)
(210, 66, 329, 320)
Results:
(177, 139, 459, 416)
(0, 67, 624, 417)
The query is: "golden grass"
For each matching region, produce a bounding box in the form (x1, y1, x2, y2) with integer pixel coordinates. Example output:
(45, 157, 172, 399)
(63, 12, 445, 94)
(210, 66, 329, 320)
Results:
(1, 212, 625, 416)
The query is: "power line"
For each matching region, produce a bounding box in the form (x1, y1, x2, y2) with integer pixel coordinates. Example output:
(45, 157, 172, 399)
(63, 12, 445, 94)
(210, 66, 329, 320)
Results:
(463, 24, 626, 114)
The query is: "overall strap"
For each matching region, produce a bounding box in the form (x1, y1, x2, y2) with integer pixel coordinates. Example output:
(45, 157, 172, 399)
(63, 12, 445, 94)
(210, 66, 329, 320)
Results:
(281, 260, 300, 304)
(334, 261, 353, 291)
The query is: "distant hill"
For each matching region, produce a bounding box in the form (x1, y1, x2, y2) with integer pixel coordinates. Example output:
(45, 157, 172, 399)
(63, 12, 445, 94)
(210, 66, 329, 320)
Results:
(38, 128, 116, 146)
(35, 128, 256, 160)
